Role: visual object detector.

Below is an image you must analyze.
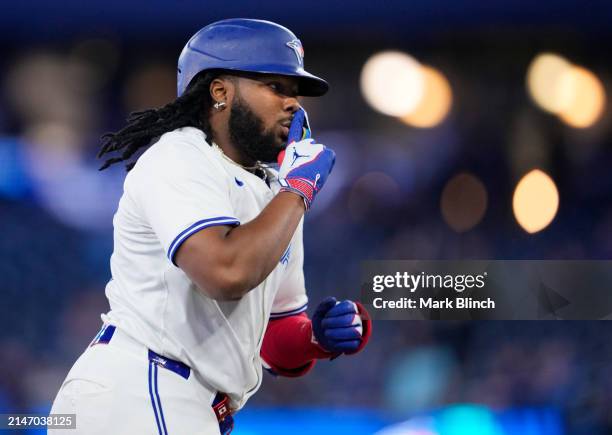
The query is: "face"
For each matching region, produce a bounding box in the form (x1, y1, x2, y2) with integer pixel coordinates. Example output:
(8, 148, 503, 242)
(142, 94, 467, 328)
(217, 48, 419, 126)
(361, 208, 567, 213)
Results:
(228, 74, 301, 163)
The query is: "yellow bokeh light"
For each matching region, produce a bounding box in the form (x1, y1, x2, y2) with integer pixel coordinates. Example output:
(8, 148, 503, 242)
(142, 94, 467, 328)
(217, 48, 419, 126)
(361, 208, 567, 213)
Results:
(527, 53, 606, 128)
(512, 169, 559, 234)
(440, 173, 488, 233)
(360, 51, 424, 117)
(401, 66, 452, 128)
(557, 66, 606, 128)
(526, 53, 573, 114)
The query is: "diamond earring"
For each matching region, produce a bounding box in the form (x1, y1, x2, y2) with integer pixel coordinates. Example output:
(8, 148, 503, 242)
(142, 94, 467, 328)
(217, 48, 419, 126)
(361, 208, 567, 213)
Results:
(214, 101, 227, 110)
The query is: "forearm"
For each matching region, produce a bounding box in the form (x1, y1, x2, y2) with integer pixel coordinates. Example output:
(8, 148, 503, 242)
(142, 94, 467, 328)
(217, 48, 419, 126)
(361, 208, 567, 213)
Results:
(224, 191, 305, 291)
(176, 190, 305, 300)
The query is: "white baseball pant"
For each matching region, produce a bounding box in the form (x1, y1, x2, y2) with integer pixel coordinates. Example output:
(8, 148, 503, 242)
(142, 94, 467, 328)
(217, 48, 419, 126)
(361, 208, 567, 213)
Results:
(49, 325, 222, 435)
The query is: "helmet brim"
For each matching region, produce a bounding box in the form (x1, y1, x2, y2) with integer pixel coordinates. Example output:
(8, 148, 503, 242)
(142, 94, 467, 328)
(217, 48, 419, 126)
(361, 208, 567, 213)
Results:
(294, 72, 330, 97)
(216, 65, 329, 97)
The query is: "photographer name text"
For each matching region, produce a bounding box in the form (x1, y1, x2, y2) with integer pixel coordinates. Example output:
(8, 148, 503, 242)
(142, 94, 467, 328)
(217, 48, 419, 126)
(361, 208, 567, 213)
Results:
(373, 296, 495, 310)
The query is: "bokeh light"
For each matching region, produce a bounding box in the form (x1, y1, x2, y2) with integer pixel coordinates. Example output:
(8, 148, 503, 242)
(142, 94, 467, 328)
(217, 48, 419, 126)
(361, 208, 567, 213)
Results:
(526, 53, 572, 114)
(557, 66, 606, 128)
(360, 51, 424, 116)
(440, 173, 488, 233)
(527, 53, 606, 128)
(513, 169, 559, 233)
(401, 66, 453, 128)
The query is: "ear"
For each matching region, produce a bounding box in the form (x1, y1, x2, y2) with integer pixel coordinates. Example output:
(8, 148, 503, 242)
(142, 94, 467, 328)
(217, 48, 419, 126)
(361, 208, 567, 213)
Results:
(210, 76, 235, 107)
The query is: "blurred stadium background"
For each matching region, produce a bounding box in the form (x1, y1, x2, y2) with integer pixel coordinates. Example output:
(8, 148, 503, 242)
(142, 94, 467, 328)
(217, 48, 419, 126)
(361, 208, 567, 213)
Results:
(1, 1, 612, 434)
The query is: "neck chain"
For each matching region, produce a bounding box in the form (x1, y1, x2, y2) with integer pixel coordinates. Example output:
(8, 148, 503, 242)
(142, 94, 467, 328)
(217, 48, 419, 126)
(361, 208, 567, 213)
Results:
(211, 142, 269, 181)
(212, 142, 260, 170)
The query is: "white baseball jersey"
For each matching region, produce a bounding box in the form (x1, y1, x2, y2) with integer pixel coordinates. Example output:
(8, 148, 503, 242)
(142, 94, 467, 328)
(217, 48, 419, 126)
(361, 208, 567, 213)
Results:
(103, 126, 307, 410)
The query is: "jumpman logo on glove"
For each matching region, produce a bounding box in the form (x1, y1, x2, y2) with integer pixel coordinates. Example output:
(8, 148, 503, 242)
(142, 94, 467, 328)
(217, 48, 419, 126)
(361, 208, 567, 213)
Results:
(291, 149, 310, 166)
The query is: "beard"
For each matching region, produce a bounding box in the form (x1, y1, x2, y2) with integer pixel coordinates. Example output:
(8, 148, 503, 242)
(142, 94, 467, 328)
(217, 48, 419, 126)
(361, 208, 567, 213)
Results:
(228, 97, 283, 164)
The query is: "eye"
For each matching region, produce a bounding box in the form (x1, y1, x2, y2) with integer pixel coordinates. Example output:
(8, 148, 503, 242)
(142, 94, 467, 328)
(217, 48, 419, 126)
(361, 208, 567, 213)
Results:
(266, 81, 298, 97)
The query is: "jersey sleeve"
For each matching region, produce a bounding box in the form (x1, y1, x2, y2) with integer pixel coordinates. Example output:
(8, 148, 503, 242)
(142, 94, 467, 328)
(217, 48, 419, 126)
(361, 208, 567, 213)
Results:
(270, 219, 308, 319)
(128, 136, 239, 266)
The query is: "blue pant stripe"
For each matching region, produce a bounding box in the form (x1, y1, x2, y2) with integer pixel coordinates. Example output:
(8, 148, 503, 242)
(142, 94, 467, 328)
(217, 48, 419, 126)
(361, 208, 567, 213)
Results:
(148, 362, 163, 435)
(153, 364, 169, 435)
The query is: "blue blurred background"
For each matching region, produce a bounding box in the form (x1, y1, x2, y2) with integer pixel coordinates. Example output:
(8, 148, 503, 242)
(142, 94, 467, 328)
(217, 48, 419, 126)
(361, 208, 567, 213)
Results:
(1, 1, 612, 434)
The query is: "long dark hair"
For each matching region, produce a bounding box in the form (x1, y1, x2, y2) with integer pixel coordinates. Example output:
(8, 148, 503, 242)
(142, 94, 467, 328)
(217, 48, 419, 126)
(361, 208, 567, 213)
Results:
(97, 71, 217, 171)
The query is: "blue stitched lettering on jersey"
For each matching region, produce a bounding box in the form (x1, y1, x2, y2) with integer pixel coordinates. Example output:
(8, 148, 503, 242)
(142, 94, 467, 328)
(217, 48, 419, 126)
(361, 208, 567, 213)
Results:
(280, 244, 291, 265)
(234, 177, 244, 186)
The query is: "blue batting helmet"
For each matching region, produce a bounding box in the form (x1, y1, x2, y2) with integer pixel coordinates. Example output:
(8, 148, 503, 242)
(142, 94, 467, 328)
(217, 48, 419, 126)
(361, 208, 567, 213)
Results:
(177, 18, 329, 98)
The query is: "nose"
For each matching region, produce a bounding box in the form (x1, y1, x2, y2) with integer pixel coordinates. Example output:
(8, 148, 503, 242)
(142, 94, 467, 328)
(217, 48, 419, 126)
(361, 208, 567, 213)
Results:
(283, 96, 300, 114)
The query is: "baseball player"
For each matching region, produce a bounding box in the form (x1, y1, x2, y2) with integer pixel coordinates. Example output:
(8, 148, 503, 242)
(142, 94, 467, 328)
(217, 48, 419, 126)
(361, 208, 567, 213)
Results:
(49, 19, 371, 434)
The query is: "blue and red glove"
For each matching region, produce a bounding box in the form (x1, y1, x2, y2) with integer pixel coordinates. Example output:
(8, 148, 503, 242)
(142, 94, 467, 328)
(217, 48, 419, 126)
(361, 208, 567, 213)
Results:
(287, 106, 312, 145)
(312, 296, 372, 356)
(277, 108, 335, 210)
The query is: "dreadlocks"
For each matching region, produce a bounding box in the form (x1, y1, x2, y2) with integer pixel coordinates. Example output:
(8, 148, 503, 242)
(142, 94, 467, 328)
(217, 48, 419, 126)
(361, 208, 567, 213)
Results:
(98, 72, 217, 171)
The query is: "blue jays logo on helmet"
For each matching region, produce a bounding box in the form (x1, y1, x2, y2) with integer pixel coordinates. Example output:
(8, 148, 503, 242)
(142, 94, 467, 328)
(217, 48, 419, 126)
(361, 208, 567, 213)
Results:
(286, 39, 304, 66)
